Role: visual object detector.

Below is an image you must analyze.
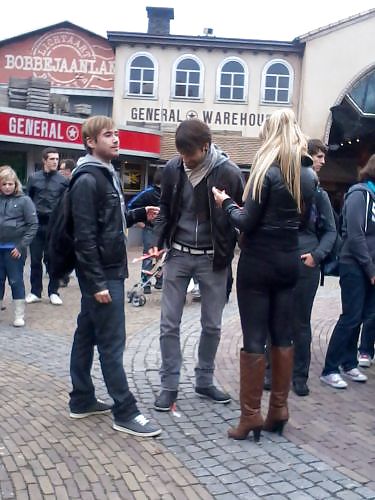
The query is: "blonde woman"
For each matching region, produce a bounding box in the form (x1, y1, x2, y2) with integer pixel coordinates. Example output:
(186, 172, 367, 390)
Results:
(0, 166, 38, 326)
(213, 109, 317, 441)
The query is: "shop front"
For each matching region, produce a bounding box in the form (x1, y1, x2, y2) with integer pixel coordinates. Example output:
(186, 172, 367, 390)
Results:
(0, 106, 161, 194)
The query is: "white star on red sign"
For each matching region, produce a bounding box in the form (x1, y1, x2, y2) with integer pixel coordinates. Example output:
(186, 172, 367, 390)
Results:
(66, 125, 79, 141)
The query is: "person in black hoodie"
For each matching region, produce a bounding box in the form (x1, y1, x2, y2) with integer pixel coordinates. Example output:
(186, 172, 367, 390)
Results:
(213, 109, 317, 441)
(26, 147, 68, 305)
(68, 116, 161, 437)
(321, 154, 375, 389)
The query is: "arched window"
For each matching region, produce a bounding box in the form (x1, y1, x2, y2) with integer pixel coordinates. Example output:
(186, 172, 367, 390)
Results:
(126, 53, 157, 97)
(172, 55, 203, 99)
(261, 60, 293, 104)
(217, 58, 247, 101)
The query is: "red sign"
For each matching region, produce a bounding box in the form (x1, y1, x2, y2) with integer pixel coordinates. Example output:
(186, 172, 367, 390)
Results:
(0, 27, 114, 90)
(0, 108, 161, 157)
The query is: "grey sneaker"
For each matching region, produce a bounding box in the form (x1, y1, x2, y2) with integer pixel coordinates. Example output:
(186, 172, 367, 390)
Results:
(70, 399, 112, 419)
(113, 414, 161, 437)
(195, 385, 231, 403)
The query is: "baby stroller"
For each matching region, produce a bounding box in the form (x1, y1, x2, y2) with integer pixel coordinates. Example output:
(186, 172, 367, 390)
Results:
(127, 250, 166, 307)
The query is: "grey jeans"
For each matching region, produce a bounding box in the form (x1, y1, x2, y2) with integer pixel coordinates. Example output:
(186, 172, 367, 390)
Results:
(159, 249, 228, 390)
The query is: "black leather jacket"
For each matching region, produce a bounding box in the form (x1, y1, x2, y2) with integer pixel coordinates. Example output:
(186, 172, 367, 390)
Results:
(223, 162, 317, 252)
(26, 170, 68, 224)
(70, 164, 146, 295)
(153, 155, 244, 271)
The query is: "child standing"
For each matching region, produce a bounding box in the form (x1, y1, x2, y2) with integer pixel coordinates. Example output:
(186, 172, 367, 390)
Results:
(0, 166, 38, 326)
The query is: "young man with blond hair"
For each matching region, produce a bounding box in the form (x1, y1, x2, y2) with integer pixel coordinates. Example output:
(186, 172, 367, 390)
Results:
(68, 116, 161, 437)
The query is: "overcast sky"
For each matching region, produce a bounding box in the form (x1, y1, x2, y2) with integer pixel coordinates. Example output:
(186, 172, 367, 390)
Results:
(2, 1, 375, 41)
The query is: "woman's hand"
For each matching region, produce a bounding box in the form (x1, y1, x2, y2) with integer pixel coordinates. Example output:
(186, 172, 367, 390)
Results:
(301, 253, 316, 268)
(10, 248, 21, 259)
(212, 186, 230, 207)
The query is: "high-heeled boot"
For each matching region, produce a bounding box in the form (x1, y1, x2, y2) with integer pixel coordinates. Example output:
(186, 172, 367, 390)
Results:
(263, 346, 293, 435)
(228, 350, 265, 442)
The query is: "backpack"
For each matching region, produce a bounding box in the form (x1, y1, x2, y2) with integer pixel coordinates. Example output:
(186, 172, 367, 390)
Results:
(47, 166, 108, 281)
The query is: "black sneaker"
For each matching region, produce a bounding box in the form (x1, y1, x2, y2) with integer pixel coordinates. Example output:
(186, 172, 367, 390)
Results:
(113, 414, 161, 437)
(293, 380, 310, 397)
(154, 281, 163, 290)
(143, 285, 152, 295)
(195, 385, 231, 404)
(70, 399, 112, 419)
(154, 390, 178, 411)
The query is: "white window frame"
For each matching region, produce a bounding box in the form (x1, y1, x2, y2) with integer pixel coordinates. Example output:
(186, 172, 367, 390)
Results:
(171, 54, 204, 100)
(216, 57, 248, 102)
(125, 52, 158, 98)
(261, 59, 293, 104)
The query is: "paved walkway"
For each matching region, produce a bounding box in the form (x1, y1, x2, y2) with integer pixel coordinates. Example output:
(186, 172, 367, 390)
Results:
(0, 249, 374, 499)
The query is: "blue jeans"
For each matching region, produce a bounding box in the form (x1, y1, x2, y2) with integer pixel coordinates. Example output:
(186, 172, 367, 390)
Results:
(358, 318, 375, 359)
(69, 279, 139, 421)
(159, 249, 227, 390)
(0, 249, 26, 300)
(322, 263, 375, 375)
(29, 224, 59, 297)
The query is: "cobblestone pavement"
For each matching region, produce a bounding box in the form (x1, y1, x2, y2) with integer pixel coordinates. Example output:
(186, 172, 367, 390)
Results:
(0, 248, 374, 499)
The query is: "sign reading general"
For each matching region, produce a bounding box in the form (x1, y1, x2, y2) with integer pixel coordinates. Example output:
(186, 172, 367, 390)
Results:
(0, 26, 115, 90)
(0, 108, 160, 158)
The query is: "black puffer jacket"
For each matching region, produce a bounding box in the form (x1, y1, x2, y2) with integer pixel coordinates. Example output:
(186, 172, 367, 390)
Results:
(26, 170, 68, 224)
(222, 161, 318, 252)
(153, 155, 244, 271)
(70, 160, 146, 295)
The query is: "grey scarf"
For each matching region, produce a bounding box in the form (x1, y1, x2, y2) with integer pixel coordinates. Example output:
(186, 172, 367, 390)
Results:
(184, 144, 219, 187)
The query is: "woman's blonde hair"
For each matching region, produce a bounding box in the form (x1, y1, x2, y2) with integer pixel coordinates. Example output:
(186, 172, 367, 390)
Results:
(0, 165, 23, 195)
(243, 109, 307, 210)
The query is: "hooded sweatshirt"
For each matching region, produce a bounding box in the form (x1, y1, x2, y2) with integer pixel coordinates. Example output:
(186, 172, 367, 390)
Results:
(339, 182, 375, 279)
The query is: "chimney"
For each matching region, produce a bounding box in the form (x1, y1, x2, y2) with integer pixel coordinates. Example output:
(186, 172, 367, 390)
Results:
(146, 7, 174, 35)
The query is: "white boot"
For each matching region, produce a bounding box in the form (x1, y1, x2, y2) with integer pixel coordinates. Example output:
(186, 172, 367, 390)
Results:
(13, 299, 25, 327)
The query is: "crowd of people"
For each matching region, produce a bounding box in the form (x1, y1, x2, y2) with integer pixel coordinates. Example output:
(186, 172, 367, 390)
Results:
(0, 111, 373, 440)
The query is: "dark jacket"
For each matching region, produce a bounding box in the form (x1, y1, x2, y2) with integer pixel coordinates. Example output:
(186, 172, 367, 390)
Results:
(0, 193, 38, 251)
(153, 155, 244, 271)
(223, 162, 318, 253)
(128, 184, 161, 227)
(70, 157, 147, 294)
(300, 187, 337, 264)
(27, 169, 68, 224)
(340, 182, 375, 279)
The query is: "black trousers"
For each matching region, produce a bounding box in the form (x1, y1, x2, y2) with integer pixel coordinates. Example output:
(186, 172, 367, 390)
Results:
(292, 261, 320, 382)
(237, 248, 299, 354)
(29, 224, 59, 297)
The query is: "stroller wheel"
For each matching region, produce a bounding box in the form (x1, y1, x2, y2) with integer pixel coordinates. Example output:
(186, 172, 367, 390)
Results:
(132, 294, 146, 307)
(127, 291, 134, 303)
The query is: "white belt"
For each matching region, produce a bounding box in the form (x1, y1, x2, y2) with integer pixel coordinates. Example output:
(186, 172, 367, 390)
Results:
(171, 242, 214, 256)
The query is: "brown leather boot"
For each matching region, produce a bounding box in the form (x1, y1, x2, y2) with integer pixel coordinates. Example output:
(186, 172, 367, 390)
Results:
(263, 346, 294, 435)
(228, 350, 265, 442)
